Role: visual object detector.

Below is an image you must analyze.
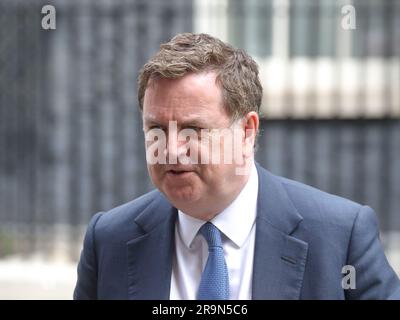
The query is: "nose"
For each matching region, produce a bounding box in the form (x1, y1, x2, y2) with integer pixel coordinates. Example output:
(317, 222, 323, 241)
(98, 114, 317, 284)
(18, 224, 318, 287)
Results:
(164, 132, 189, 165)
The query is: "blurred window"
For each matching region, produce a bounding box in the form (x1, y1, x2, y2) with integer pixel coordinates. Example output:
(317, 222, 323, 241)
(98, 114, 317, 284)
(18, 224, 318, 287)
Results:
(227, 0, 273, 57)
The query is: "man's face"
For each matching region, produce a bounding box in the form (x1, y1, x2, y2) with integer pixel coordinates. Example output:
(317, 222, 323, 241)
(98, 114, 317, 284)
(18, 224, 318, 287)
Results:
(142, 72, 249, 219)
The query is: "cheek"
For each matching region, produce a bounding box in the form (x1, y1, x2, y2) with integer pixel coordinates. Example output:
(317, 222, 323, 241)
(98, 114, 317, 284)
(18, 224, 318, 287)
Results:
(197, 137, 213, 163)
(147, 165, 162, 182)
(198, 132, 238, 165)
(198, 164, 224, 185)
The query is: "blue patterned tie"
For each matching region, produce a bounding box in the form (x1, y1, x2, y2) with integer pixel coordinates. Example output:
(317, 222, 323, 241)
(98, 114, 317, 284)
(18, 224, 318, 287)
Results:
(197, 222, 230, 300)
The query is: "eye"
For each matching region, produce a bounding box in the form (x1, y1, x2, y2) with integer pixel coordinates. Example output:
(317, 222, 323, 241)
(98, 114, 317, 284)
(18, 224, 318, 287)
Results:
(148, 125, 166, 131)
(186, 126, 202, 132)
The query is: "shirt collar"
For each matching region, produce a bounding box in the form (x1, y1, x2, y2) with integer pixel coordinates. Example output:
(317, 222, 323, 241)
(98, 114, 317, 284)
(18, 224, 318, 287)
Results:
(177, 162, 259, 249)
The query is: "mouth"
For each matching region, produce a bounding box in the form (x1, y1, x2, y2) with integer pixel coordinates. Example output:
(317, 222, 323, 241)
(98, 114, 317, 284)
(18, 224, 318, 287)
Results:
(166, 169, 195, 177)
(168, 169, 191, 175)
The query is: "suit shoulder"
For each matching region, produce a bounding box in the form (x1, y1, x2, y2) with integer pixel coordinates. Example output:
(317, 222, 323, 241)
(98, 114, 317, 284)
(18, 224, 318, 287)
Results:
(92, 189, 162, 241)
(104, 189, 160, 219)
(276, 175, 362, 228)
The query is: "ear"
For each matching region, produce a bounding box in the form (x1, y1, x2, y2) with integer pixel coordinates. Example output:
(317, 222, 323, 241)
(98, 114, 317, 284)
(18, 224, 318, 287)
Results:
(242, 111, 259, 157)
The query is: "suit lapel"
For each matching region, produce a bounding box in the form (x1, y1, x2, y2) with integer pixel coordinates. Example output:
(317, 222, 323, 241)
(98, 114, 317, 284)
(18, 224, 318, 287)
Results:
(252, 164, 309, 299)
(127, 193, 177, 299)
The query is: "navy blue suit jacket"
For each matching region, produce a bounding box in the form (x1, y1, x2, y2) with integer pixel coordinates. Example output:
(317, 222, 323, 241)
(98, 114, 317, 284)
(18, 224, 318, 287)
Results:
(74, 164, 400, 299)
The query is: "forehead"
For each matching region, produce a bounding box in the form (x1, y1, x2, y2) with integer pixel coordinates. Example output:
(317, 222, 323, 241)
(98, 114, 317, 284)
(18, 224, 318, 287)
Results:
(142, 72, 228, 124)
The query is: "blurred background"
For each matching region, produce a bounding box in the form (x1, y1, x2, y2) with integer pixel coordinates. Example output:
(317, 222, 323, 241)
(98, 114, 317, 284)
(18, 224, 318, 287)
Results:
(0, 0, 399, 299)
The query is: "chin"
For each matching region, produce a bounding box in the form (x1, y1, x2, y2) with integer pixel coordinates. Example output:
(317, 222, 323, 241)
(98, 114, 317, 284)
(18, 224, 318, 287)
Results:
(164, 187, 200, 206)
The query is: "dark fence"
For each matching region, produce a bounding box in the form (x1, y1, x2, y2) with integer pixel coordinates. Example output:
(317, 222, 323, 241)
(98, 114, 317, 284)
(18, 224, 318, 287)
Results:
(0, 0, 399, 260)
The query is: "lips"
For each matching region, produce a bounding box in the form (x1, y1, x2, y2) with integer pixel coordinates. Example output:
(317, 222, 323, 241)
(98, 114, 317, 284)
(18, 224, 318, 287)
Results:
(165, 167, 195, 177)
(170, 170, 185, 174)
(168, 169, 191, 175)
(166, 165, 194, 173)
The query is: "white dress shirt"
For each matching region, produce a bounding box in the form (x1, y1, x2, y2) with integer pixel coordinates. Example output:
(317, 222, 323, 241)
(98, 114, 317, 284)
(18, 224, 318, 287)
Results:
(170, 162, 259, 300)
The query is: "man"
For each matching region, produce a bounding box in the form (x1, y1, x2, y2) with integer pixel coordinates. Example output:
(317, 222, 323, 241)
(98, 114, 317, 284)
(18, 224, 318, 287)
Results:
(74, 33, 400, 299)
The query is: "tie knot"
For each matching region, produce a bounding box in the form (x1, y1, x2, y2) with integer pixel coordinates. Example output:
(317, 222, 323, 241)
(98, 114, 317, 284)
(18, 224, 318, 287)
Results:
(200, 222, 223, 248)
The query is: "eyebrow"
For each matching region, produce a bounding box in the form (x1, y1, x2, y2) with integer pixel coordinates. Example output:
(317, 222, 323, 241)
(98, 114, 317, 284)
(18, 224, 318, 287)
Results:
(143, 117, 209, 128)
